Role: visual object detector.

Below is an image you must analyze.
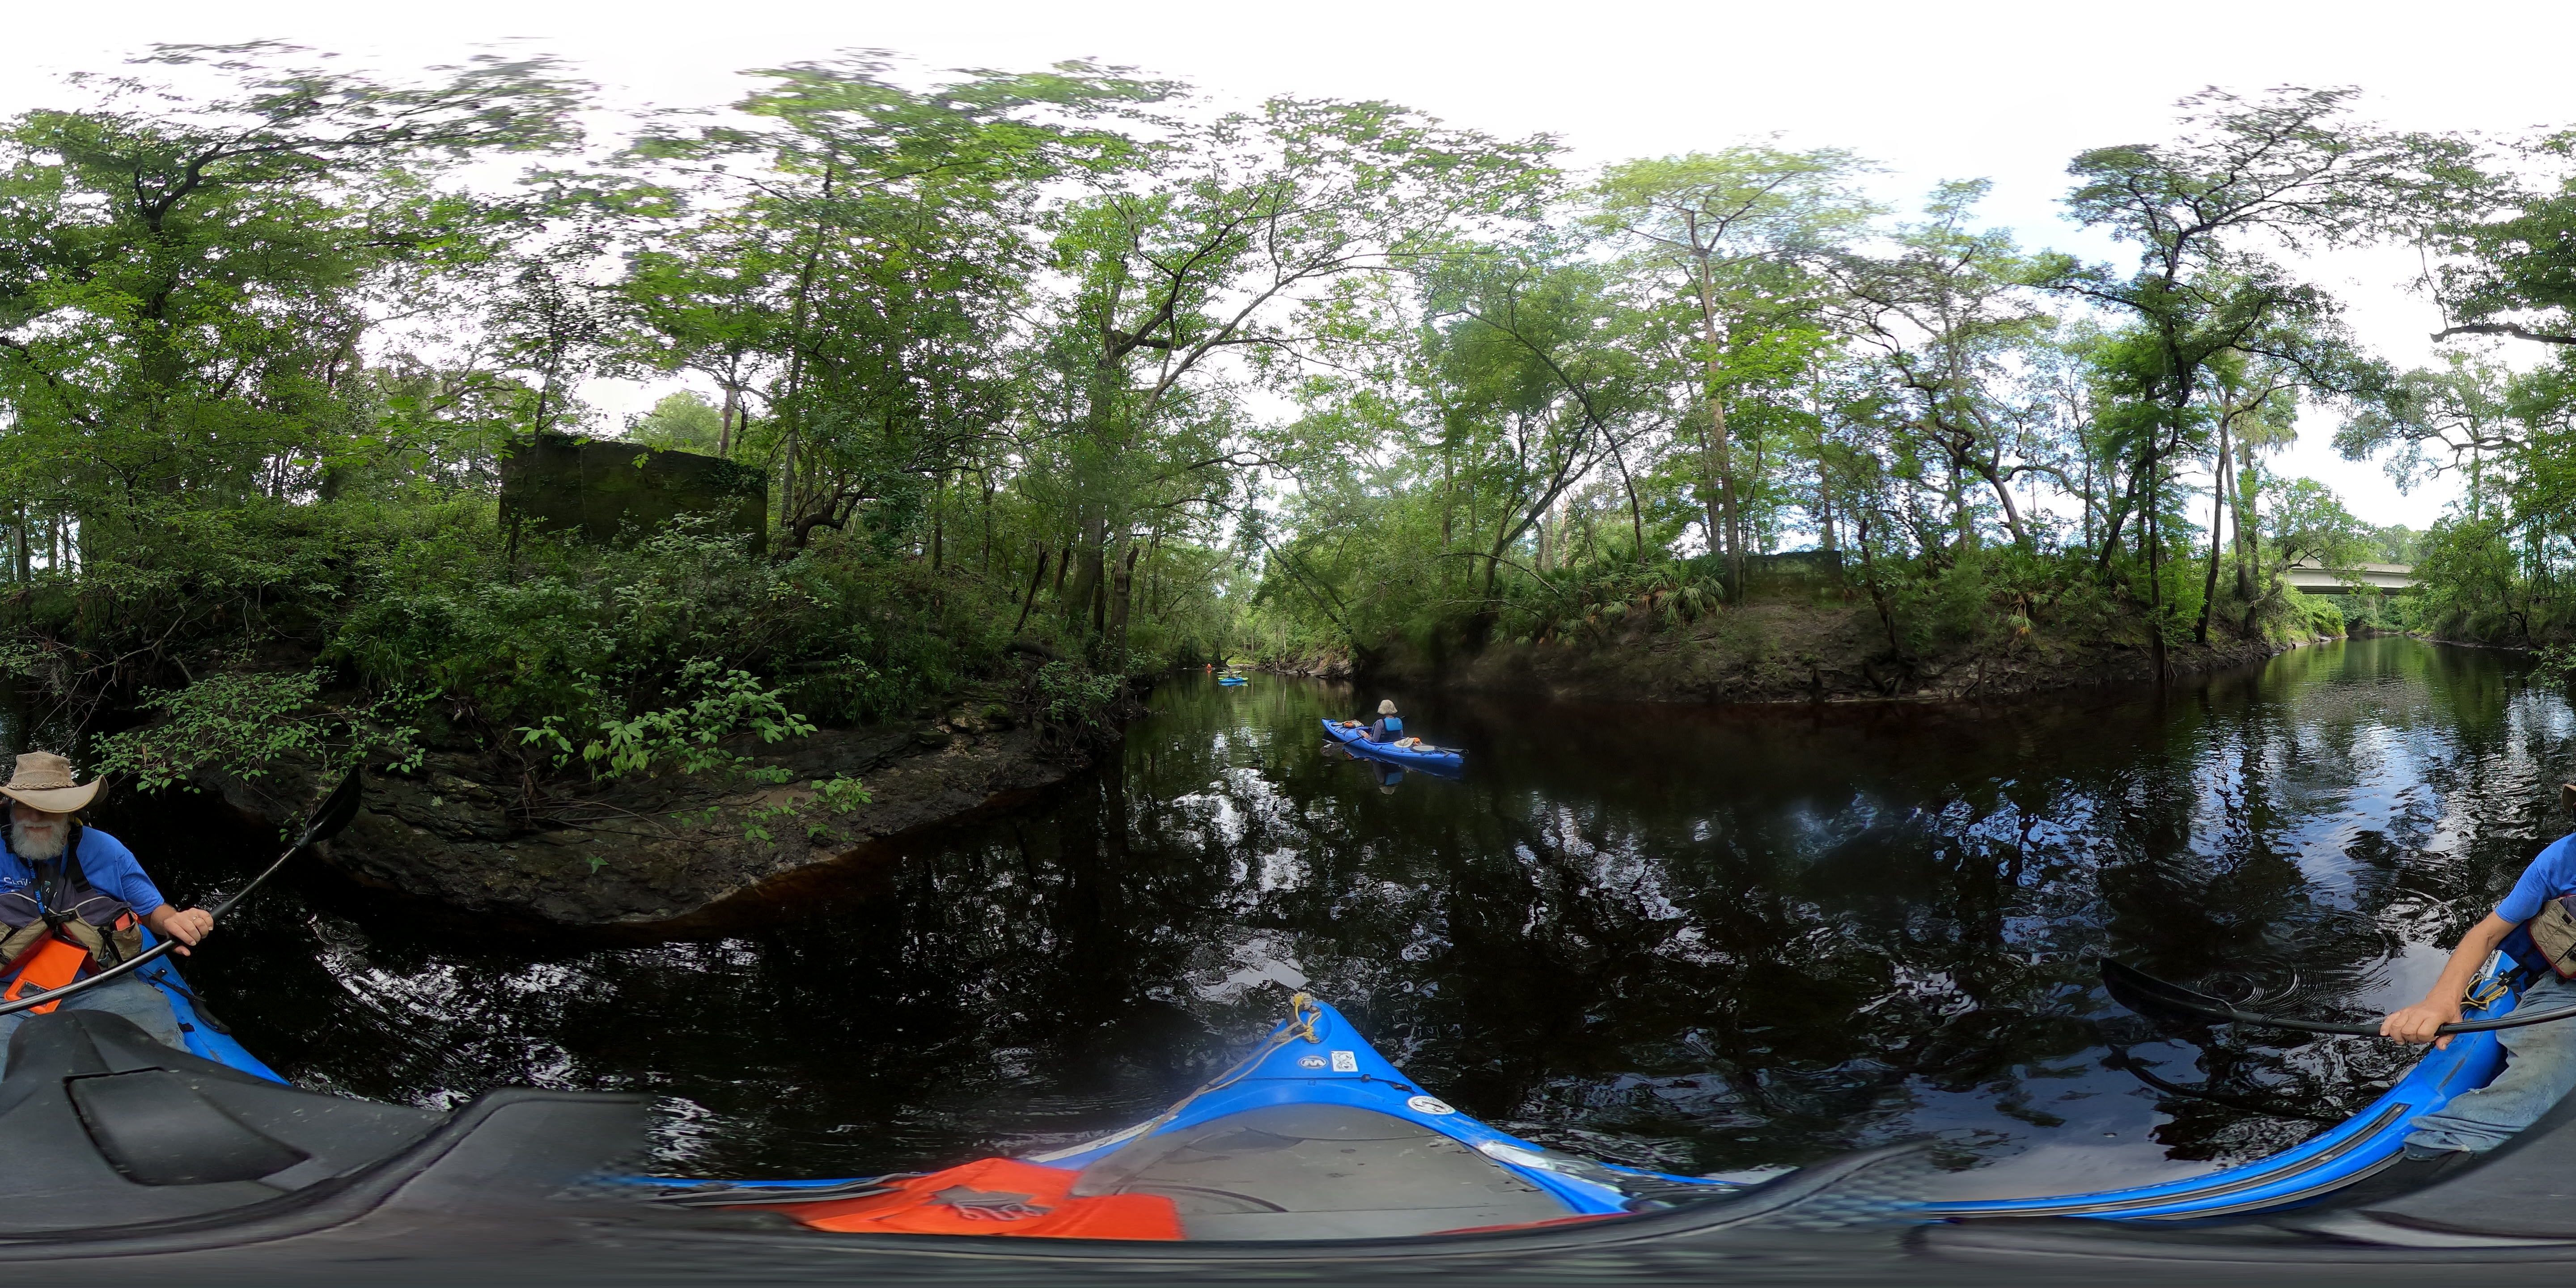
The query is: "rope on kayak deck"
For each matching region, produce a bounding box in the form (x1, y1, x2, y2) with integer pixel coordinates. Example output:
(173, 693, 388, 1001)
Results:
(1125, 993, 1325, 1145)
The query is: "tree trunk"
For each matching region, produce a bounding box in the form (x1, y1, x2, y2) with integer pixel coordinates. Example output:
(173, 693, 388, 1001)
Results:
(1690, 254, 1739, 591)
(1109, 544, 1139, 656)
(1013, 550, 1050, 636)
(2233, 439, 2258, 601)
(1062, 516, 1110, 638)
(1089, 547, 1110, 637)
(2145, 448, 2167, 679)
(1816, 472, 1838, 554)
(778, 154, 838, 535)
(1062, 535, 1105, 636)
(2195, 418, 2231, 645)
(1976, 462, 2029, 548)
(980, 472, 996, 574)
(2081, 447, 2097, 551)
(1611, 440, 1646, 559)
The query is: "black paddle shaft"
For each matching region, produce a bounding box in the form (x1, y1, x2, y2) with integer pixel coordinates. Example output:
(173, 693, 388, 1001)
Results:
(0, 768, 363, 1019)
(2100, 958, 2576, 1038)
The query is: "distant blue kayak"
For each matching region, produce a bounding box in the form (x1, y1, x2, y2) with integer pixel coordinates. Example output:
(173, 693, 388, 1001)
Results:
(1219, 676, 1247, 686)
(1321, 720, 1463, 774)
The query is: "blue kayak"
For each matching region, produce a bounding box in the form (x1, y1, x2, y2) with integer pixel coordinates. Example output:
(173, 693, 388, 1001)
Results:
(7, 929, 287, 1084)
(1219, 676, 1247, 686)
(638, 993, 1745, 1239)
(137, 939, 287, 1083)
(1320, 720, 1464, 775)
(1920, 955, 2520, 1222)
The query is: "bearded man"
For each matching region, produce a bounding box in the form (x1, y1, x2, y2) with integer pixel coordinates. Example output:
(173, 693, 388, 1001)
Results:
(0, 751, 214, 1073)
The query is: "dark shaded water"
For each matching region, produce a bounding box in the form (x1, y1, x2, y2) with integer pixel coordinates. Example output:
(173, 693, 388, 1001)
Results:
(36, 638, 2576, 1193)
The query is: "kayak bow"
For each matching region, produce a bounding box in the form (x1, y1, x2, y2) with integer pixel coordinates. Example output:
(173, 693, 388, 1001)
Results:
(644, 993, 1744, 1240)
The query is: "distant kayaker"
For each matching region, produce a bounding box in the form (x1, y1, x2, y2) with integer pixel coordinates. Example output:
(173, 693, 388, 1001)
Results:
(1367, 700, 1403, 743)
(2383, 809, 2576, 1167)
(0, 752, 214, 1072)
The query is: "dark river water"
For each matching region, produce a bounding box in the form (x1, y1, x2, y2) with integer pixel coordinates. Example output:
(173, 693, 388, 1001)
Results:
(34, 637, 2576, 1195)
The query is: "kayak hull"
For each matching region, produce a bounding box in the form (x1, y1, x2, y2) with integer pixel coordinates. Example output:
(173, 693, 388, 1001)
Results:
(1320, 720, 1465, 777)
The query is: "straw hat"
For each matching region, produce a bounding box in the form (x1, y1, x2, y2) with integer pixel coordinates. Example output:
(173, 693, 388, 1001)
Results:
(0, 752, 103, 814)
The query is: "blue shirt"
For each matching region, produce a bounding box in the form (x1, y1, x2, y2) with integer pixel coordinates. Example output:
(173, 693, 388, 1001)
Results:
(2496, 833, 2576, 924)
(0, 827, 168, 915)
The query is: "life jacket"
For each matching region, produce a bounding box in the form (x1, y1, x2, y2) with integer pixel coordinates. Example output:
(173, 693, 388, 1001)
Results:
(1379, 716, 1402, 737)
(0, 938, 94, 1015)
(0, 824, 144, 981)
(739, 1157, 1181, 1240)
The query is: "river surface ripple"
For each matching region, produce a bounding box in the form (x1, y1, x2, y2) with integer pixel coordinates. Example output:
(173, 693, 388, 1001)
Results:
(92, 637, 2576, 1191)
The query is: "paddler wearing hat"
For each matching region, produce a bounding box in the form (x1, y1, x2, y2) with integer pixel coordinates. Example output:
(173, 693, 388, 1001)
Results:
(0, 751, 214, 1072)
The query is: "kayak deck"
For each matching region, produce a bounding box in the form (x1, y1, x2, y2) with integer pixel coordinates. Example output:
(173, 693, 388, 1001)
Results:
(643, 994, 1741, 1240)
(1922, 960, 2519, 1222)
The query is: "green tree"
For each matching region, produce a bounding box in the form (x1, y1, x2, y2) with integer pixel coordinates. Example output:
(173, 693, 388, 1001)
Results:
(0, 43, 581, 542)
(1588, 146, 1879, 587)
(2035, 87, 2417, 660)
(626, 390, 726, 454)
(1029, 97, 1555, 653)
(1835, 179, 2051, 553)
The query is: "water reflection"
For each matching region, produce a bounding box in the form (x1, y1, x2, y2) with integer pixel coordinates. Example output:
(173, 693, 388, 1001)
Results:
(50, 638, 2576, 1191)
(1320, 741, 1441, 793)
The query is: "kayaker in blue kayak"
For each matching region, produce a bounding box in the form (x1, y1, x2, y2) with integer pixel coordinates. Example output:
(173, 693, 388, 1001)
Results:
(1366, 700, 1403, 742)
(0, 752, 214, 1074)
(2381, 818, 2576, 1163)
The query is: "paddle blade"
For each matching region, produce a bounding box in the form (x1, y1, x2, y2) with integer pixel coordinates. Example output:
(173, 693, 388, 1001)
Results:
(298, 767, 365, 848)
(2099, 959, 2232, 1026)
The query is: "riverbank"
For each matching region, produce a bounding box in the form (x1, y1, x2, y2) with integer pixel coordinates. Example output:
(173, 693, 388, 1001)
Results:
(1363, 601, 2330, 704)
(188, 699, 1118, 931)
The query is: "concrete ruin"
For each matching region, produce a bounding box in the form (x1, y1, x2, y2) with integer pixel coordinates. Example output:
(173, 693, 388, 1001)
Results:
(500, 432, 767, 548)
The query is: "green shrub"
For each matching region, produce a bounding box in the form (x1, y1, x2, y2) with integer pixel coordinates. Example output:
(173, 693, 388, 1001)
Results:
(91, 668, 427, 792)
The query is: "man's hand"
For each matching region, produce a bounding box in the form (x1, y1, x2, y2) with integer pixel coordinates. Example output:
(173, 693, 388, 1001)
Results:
(2382, 999, 2464, 1049)
(145, 905, 214, 956)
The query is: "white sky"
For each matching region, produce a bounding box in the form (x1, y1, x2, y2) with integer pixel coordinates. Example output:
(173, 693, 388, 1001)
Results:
(9, 0, 2572, 530)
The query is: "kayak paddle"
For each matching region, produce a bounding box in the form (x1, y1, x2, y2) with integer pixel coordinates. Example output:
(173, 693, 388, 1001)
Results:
(2100, 958, 2576, 1038)
(0, 767, 364, 1018)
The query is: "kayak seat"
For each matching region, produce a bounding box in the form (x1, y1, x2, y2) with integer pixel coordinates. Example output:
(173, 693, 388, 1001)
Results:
(1069, 1104, 1569, 1240)
(0, 1009, 445, 1234)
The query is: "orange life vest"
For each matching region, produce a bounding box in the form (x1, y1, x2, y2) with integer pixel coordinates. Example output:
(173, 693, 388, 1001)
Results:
(1, 934, 97, 1015)
(743, 1157, 1182, 1240)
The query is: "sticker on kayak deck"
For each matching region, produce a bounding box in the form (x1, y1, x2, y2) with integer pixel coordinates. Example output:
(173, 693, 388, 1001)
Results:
(1330, 1051, 1359, 1072)
(1297, 1055, 1328, 1070)
(1406, 1095, 1457, 1115)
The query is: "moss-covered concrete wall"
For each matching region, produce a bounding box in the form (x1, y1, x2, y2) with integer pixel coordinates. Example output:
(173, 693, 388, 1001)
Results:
(500, 432, 767, 547)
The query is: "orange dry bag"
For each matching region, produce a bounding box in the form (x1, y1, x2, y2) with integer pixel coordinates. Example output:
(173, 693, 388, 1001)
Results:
(744, 1157, 1182, 1241)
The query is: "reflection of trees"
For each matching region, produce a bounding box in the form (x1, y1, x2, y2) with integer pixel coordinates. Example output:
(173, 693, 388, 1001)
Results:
(125, 640, 2576, 1179)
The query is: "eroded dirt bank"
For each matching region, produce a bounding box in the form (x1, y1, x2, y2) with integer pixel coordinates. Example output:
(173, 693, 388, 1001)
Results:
(193, 705, 1103, 930)
(1364, 602, 2322, 704)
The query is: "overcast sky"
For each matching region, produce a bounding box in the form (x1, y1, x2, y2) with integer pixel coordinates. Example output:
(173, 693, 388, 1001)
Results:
(9, 0, 2570, 530)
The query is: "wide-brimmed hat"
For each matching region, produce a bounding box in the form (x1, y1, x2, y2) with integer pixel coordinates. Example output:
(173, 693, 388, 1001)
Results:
(1378, 699, 1398, 715)
(1, 752, 102, 814)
